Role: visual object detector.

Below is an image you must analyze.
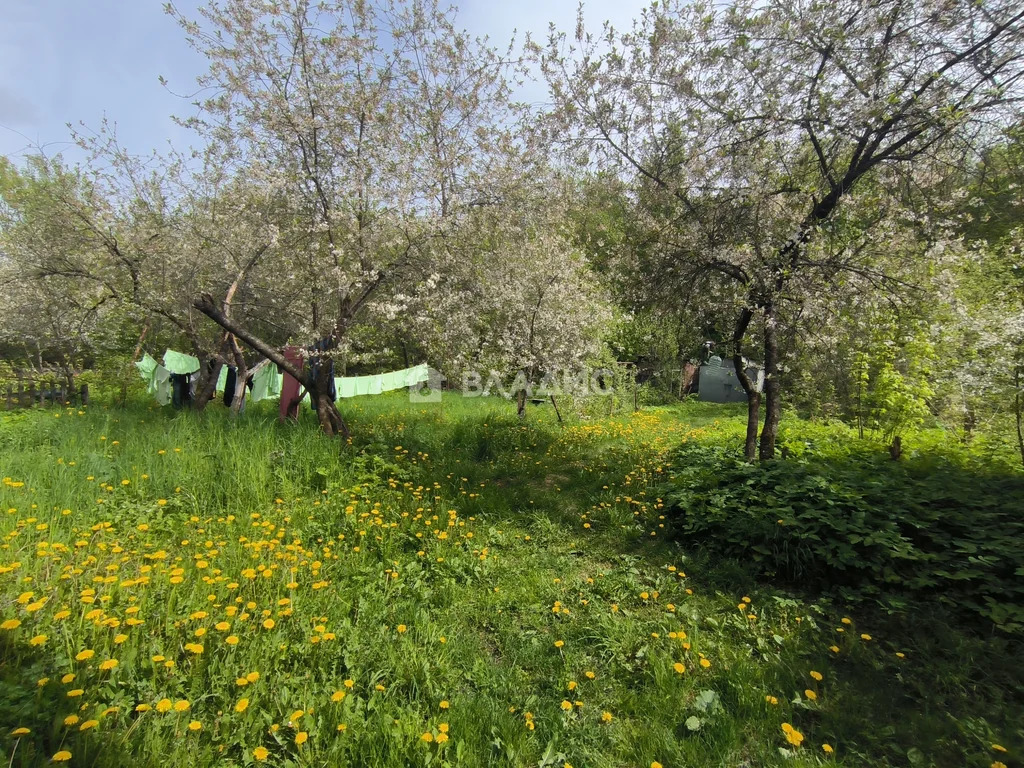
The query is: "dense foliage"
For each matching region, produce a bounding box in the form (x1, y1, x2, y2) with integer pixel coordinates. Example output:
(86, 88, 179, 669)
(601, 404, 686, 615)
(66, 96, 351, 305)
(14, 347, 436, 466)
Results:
(663, 425, 1024, 633)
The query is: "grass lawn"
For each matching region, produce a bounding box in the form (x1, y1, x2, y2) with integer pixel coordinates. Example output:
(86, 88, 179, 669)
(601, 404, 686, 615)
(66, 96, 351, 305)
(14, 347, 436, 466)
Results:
(0, 394, 1020, 767)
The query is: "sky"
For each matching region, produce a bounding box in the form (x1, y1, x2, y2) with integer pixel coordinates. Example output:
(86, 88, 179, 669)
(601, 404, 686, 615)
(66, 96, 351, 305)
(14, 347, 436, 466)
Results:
(0, 0, 652, 164)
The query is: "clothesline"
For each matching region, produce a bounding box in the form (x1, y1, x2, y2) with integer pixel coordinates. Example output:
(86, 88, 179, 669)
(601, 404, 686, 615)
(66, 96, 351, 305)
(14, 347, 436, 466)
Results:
(136, 349, 428, 406)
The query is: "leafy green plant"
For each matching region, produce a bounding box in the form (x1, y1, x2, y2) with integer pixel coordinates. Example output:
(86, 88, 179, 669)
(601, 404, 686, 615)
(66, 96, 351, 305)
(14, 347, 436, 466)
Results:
(662, 440, 1024, 633)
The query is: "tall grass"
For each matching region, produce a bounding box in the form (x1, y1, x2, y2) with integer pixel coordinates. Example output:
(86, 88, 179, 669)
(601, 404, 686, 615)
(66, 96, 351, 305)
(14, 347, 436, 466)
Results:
(0, 395, 1019, 767)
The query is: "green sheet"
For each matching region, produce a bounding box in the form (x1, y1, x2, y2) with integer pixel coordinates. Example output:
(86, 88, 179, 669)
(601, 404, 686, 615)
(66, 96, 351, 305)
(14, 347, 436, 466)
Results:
(135, 353, 158, 383)
(335, 363, 429, 399)
(162, 349, 200, 375)
(250, 364, 277, 403)
(152, 366, 171, 406)
(146, 352, 428, 404)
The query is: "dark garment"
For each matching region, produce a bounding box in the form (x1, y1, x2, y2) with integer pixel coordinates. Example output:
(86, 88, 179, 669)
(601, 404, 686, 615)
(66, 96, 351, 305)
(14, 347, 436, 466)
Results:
(170, 372, 193, 409)
(223, 366, 254, 410)
(223, 366, 237, 407)
(279, 346, 305, 422)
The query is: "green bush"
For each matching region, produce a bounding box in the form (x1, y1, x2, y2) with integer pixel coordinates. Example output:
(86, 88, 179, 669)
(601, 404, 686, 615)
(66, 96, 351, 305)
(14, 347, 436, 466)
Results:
(662, 440, 1024, 633)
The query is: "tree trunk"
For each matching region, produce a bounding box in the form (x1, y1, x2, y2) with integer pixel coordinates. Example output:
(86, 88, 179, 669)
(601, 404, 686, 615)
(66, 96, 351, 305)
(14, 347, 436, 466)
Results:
(759, 304, 781, 461)
(229, 336, 249, 416)
(193, 336, 229, 412)
(1015, 362, 1024, 469)
(119, 320, 150, 406)
(732, 306, 760, 462)
(312, 360, 348, 438)
(516, 388, 527, 419)
(193, 293, 352, 437)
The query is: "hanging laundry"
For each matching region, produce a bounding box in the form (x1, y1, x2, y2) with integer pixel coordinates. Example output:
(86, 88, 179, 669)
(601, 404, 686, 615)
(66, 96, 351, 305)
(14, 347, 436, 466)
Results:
(152, 366, 172, 406)
(223, 366, 254, 408)
(249, 363, 276, 403)
(135, 354, 172, 406)
(135, 353, 158, 383)
(162, 349, 200, 375)
(170, 372, 194, 409)
(334, 363, 429, 399)
(223, 366, 238, 407)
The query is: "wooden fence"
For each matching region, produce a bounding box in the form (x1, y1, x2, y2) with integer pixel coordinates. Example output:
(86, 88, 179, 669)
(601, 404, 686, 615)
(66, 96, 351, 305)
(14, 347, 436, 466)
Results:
(3, 380, 89, 411)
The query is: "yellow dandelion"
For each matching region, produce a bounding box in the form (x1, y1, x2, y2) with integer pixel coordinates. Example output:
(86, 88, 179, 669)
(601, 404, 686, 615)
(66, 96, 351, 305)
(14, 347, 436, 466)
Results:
(236, 698, 249, 713)
(75, 649, 95, 661)
(64, 715, 80, 726)
(809, 670, 823, 681)
(30, 634, 47, 646)
(79, 719, 99, 731)
(560, 700, 573, 711)
(421, 732, 434, 742)
(156, 699, 172, 713)
(99, 659, 118, 671)
(173, 700, 190, 712)
(601, 711, 613, 722)
(11, 727, 30, 736)
(331, 691, 345, 702)
(188, 721, 202, 731)
(253, 746, 269, 761)
(823, 743, 834, 754)
(1, 619, 22, 630)
(781, 723, 804, 747)
(673, 662, 685, 674)
(262, 619, 275, 630)
(439, 700, 450, 709)
(53, 751, 72, 762)
(805, 689, 817, 701)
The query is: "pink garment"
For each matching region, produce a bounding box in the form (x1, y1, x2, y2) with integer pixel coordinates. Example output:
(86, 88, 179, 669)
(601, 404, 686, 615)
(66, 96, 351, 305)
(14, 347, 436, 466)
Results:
(279, 346, 305, 422)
